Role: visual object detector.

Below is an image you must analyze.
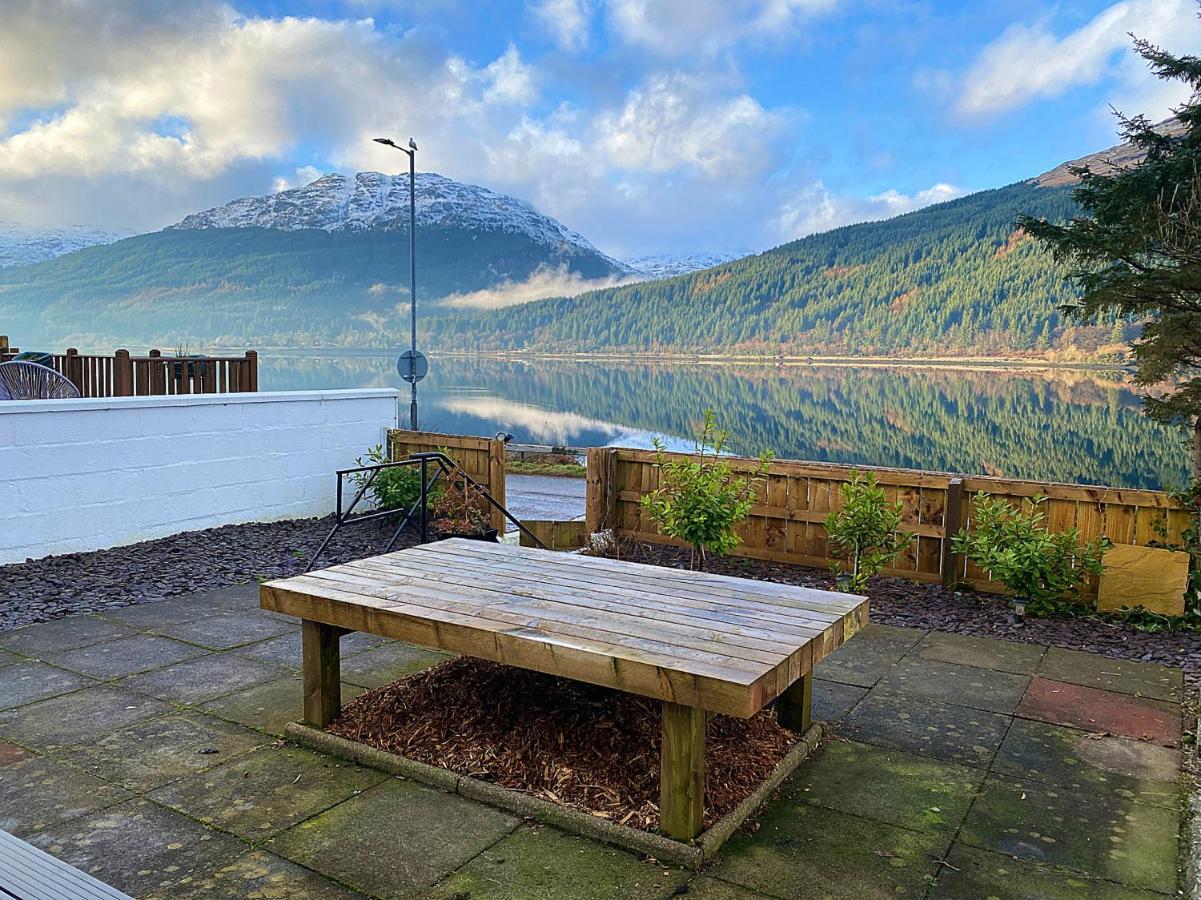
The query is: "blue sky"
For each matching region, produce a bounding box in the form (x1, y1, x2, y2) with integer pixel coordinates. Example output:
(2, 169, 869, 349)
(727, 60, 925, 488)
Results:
(0, 0, 1197, 257)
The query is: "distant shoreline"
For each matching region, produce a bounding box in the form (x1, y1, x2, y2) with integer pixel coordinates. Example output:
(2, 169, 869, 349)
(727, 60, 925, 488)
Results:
(248, 346, 1129, 375)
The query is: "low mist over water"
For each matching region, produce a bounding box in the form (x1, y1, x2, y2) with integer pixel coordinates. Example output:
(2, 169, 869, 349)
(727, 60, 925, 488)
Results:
(257, 352, 1186, 491)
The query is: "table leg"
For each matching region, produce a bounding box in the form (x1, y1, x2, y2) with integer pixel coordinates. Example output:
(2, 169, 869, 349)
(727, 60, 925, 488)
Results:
(302, 619, 344, 728)
(660, 701, 705, 840)
(776, 672, 813, 732)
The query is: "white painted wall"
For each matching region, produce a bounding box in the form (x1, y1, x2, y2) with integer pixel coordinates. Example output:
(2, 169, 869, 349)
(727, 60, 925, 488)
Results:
(0, 389, 398, 564)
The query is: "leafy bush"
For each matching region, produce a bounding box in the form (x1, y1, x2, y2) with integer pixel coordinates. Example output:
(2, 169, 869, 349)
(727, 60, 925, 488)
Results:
(824, 471, 912, 592)
(952, 492, 1106, 616)
(640, 409, 772, 570)
(431, 478, 493, 536)
(350, 444, 424, 513)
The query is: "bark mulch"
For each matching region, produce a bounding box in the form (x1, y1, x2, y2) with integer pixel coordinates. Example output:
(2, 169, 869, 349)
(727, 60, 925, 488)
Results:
(327, 656, 797, 833)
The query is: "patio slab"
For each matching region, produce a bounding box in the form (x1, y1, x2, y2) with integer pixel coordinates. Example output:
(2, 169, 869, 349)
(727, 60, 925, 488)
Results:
(0, 684, 172, 751)
(841, 690, 1011, 768)
(812, 623, 925, 688)
(0, 661, 94, 710)
(431, 824, 689, 899)
(200, 675, 365, 736)
(119, 652, 282, 704)
(933, 845, 1166, 899)
(37, 633, 208, 678)
(146, 849, 367, 899)
(266, 778, 520, 897)
(151, 745, 387, 840)
(1019, 678, 1182, 747)
(237, 629, 391, 668)
(1038, 647, 1184, 703)
(29, 798, 248, 897)
(151, 611, 295, 650)
(874, 655, 1031, 714)
(0, 614, 136, 655)
(58, 712, 267, 792)
(784, 739, 983, 835)
(0, 595, 1189, 898)
(958, 773, 1181, 894)
(708, 801, 947, 899)
(994, 717, 1182, 808)
(812, 679, 868, 722)
(913, 630, 1046, 675)
(0, 754, 131, 838)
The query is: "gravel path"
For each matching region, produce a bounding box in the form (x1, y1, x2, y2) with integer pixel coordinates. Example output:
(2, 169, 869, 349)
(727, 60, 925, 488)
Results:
(0, 515, 415, 630)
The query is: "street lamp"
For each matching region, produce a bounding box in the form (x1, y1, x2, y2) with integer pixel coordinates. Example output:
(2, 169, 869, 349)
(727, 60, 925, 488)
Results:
(374, 136, 422, 430)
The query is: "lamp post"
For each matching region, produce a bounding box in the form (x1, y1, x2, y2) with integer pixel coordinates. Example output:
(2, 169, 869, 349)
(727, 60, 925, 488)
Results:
(373, 136, 421, 430)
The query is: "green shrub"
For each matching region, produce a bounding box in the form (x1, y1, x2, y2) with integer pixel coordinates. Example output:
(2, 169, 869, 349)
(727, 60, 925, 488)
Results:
(640, 410, 772, 570)
(350, 444, 425, 513)
(824, 470, 912, 592)
(952, 492, 1106, 616)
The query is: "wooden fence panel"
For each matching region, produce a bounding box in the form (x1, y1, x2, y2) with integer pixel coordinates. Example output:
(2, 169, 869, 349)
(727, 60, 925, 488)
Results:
(386, 430, 507, 533)
(586, 448, 1191, 598)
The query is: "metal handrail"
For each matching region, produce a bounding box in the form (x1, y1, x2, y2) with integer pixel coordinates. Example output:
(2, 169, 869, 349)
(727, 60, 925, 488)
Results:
(307, 451, 546, 571)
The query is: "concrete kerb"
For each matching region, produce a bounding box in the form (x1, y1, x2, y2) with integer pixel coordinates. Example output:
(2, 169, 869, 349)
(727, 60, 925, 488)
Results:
(284, 720, 829, 870)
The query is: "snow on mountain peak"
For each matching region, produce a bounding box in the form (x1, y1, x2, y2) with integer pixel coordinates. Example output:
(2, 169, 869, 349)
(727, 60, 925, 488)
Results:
(0, 222, 131, 268)
(171, 171, 630, 270)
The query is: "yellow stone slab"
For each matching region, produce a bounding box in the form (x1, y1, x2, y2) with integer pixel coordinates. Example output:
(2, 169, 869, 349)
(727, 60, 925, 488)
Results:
(1097, 544, 1190, 617)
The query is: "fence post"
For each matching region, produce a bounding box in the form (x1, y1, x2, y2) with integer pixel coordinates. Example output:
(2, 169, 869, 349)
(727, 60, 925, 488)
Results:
(941, 477, 965, 589)
(113, 349, 133, 396)
(64, 348, 82, 392)
(245, 350, 258, 392)
(585, 447, 619, 534)
(488, 437, 507, 534)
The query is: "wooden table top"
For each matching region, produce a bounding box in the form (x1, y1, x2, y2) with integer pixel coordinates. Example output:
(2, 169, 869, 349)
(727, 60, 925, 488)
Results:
(260, 539, 868, 717)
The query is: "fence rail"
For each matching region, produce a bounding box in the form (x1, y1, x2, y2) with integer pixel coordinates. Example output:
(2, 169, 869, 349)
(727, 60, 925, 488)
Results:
(584, 447, 1191, 598)
(387, 429, 507, 534)
(0, 339, 258, 398)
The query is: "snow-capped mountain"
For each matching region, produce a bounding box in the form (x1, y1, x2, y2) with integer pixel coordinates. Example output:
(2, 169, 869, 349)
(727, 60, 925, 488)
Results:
(173, 172, 633, 273)
(0, 223, 131, 268)
(624, 250, 753, 279)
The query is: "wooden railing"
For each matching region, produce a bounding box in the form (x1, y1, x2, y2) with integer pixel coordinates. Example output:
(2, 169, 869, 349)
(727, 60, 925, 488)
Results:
(0, 339, 258, 398)
(585, 447, 1191, 598)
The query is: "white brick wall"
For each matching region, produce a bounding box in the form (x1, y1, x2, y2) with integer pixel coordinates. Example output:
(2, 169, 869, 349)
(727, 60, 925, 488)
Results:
(0, 389, 399, 564)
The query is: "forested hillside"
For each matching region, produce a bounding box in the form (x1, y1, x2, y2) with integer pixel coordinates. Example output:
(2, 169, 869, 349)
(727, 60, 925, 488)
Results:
(428, 181, 1109, 356)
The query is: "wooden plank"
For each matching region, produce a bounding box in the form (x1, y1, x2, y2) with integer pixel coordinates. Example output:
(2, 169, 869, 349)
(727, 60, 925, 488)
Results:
(389, 555, 847, 659)
(263, 580, 777, 716)
(941, 477, 964, 588)
(302, 619, 344, 728)
(775, 671, 812, 732)
(321, 562, 807, 668)
(660, 702, 705, 841)
(416, 539, 865, 615)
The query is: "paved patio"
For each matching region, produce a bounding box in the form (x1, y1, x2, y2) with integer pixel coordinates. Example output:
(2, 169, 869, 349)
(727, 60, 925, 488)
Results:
(0, 586, 1188, 898)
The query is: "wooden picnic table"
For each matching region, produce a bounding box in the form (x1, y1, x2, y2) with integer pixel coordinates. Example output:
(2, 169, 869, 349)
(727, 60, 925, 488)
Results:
(260, 539, 868, 840)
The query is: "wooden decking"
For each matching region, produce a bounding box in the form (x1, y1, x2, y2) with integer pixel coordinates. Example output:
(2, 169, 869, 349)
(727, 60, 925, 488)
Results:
(0, 828, 132, 900)
(261, 539, 868, 839)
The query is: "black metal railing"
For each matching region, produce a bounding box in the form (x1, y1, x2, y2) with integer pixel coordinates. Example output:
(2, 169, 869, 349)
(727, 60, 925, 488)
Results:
(307, 451, 545, 571)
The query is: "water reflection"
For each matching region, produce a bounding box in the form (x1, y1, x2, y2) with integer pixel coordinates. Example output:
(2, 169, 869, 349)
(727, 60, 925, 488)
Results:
(256, 352, 1187, 491)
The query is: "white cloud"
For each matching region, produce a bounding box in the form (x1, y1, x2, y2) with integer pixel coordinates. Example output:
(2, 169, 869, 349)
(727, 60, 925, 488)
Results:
(956, 0, 1201, 119)
(594, 73, 784, 177)
(773, 180, 964, 242)
(438, 263, 642, 309)
(483, 46, 538, 105)
(530, 0, 592, 51)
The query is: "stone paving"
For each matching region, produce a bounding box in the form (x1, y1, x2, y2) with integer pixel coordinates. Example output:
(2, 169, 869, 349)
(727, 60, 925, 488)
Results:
(0, 587, 1190, 898)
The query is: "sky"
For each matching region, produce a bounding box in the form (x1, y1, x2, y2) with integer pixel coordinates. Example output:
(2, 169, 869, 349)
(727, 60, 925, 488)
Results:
(0, 0, 1198, 259)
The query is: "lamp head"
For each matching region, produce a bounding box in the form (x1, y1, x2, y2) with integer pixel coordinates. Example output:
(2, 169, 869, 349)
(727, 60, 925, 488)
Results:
(373, 137, 396, 148)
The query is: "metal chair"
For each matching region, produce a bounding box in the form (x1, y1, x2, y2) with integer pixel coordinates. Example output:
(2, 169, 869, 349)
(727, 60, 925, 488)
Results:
(0, 360, 81, 400)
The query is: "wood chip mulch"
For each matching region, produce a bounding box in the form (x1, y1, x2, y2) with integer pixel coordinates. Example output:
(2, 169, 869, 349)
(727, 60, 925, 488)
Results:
(327, 656, 799, 833)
